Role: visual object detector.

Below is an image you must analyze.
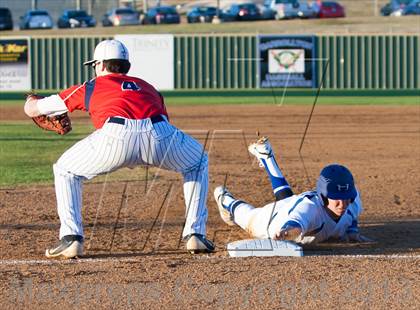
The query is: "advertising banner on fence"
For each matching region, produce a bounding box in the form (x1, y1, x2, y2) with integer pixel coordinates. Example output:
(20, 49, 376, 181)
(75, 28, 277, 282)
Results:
(115, 34, 174, 90)
(0, 37, 31, 91)
(258, 35, 316, 88)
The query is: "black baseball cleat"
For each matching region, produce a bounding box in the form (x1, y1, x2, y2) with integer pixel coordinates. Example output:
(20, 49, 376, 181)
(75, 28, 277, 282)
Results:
(45, 235, 84, 259)
(185, 233, 215, 254)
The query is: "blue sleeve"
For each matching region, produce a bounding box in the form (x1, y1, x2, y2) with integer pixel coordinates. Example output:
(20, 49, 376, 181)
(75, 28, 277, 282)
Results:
(287, 194, 320, 235)
(281, 220, 302, 230)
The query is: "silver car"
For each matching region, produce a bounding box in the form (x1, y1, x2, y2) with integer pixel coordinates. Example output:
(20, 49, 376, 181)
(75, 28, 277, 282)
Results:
(264, 0, 317, 19)
(102, 7, 140, 27)
(19, 10, 53, 29)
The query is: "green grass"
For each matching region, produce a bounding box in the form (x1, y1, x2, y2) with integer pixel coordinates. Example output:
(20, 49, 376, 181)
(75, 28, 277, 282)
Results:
(0, 100, 26, 106)
(0, 123, 90, 186)
(0, 95, 418, 187)
(0, 123, 149, 187)
(3, 89, 418, 101)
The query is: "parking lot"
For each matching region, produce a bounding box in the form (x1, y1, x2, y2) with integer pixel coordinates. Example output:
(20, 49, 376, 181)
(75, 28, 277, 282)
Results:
(0, 0, 418, 34)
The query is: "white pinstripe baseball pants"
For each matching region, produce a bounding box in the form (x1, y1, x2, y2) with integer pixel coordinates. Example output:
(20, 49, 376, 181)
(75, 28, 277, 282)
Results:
(53, 116, 208, 239)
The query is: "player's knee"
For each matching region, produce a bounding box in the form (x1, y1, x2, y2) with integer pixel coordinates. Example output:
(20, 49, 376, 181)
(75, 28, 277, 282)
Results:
(182, 152, 208, 176)
(54, 156, 80, 176)
(200, 152, 208, 167)
(275, 187, 294, 201)
(191, 151, 208, 170)
(53, 163, 71, 177)
(54, 164, 86, 185)
(53, 163, 79, 180)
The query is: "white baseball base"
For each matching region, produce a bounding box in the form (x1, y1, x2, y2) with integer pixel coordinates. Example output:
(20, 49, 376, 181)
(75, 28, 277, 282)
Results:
(227, 239, 303, 257)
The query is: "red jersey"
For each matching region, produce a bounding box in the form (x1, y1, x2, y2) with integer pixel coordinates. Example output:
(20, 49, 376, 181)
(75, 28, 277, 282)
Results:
(59, 73, 168, 129)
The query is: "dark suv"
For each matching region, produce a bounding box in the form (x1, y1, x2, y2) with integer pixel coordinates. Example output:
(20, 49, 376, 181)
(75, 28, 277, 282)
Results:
(58, 10, 96, 28)
(0, 8, 13, 30)
(143, 6, 181, 24)
(187, 6, 218, 23)
(221, 3, 261, 21)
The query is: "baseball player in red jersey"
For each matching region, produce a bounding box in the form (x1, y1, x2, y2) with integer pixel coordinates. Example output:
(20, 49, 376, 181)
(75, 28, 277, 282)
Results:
(24, 39, 214, 258)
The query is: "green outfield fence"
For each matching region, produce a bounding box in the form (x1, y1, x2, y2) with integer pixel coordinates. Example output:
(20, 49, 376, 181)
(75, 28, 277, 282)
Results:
(29, 34, 419, 90)
(30, 36, 109, 90)
(174, 35, 259, 89)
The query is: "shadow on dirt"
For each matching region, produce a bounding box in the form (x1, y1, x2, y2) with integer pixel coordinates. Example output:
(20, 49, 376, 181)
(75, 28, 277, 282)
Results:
(85, 220, 420, 258)
(303, 220, 420, 256)
(1, 220, 419, 258)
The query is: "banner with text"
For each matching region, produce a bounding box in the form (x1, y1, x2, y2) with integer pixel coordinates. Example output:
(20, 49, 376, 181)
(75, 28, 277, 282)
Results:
(258, 35, 316, 88)
(0, 37, 31, 91)
(115, 34, 174, 90)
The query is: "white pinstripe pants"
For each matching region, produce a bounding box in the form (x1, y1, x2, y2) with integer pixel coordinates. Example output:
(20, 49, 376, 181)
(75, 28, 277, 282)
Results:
(53, 116, 208, 239)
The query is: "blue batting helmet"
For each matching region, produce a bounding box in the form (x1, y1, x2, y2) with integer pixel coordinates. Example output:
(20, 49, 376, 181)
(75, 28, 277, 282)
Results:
(316, 164, 357, 201)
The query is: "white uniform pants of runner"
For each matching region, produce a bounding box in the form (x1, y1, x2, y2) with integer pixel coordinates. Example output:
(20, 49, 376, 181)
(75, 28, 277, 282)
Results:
(53, 116, 208, 239)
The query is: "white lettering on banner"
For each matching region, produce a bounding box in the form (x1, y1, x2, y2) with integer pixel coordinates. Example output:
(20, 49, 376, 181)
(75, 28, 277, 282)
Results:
(0, 70, 19, 78)
(0, 37, 31, 91)
(259, 39, 314, 51)
(261, 80, 313, 87)
(115, 35, 174, 90)
(134, 39, 170, 51)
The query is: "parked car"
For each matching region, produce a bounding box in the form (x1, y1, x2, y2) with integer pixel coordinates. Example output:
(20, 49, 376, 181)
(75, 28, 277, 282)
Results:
(264, 0, 316, 19)
(102, 7, 140, 26)
(402, 0, 420, 15)
(143, 6, 180, 24)
(0, 7, 13, 30)
(187, 6, 218, 23)
(57, 9, 96, 28)
(313, 1, 345, 18)
(260, 4, 276, 20)
(380, 0, 412, 16)
(221, 3, 261, 21)
(19, 10, 53, 30)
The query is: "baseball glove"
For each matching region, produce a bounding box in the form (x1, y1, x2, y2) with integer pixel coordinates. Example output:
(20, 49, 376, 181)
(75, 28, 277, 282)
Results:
(25, 92, 72, 135)
(32, 113, 72, 135)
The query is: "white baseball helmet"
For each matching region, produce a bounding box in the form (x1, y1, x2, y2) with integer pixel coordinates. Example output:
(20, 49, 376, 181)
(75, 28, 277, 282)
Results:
(83, 39, 129, 66)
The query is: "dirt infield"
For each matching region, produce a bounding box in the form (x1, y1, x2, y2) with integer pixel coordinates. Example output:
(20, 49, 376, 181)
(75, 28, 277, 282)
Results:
(0, 104, 419, 308)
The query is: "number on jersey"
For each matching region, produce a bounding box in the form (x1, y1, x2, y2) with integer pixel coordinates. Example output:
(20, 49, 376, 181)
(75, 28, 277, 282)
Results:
(121, 81, 141, 91)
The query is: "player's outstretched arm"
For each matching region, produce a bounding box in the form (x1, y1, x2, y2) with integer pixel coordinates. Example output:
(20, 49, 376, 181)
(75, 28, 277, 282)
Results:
(24, 94, 43, 117)
(274, 226, 302, 240)
(24, 94, 72, 135)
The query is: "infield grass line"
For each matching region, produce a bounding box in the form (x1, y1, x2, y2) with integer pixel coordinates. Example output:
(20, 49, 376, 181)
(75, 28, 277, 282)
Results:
(1, 96, 419, 106)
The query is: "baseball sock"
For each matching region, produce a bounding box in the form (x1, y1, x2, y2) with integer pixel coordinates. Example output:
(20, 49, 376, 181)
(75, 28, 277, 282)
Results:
(260, 156, 294, 201)
(231, 202, 258, 231)
(220, 194, 245, 219)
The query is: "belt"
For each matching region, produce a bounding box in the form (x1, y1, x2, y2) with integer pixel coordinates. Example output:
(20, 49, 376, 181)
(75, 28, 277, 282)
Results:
(108, 115, 165, 125)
